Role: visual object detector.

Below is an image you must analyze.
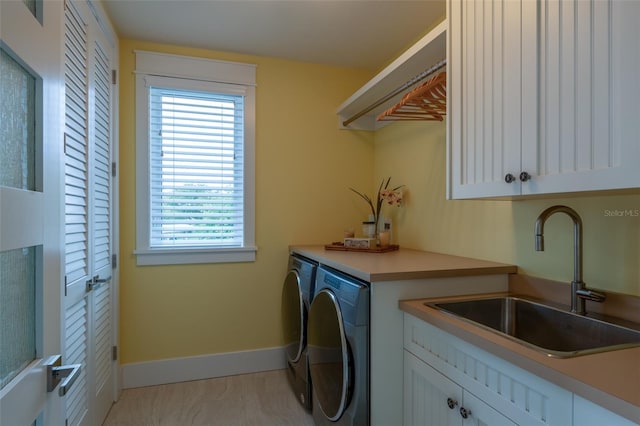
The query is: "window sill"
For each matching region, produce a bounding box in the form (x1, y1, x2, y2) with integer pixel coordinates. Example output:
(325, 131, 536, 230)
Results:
(134, 246, 257, 266)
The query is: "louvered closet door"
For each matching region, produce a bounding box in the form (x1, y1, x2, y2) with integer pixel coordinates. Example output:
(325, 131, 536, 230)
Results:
(63, 1, 116, 425)
(64, 1, 91, 424)
(91, 27, 115, 426)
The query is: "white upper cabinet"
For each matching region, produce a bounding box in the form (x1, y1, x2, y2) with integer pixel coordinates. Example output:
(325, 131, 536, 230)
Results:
(532, 0, 640, 195)
(448, 0, 640, 199)
(447, 0, 536, 199)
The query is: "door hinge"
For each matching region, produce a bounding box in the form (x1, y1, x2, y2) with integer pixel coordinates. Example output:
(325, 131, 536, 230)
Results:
(112, 161, 116, 177)
(112, 253, 117, 269)
(112, 346, 118, 361)
(112, 69, 117, 85)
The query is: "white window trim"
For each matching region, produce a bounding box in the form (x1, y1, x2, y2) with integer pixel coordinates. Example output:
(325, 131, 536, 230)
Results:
(134, 50, 257, 265)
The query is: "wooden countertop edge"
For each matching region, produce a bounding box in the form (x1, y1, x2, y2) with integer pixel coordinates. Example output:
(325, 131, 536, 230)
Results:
(367, 265, 517, 282)
(290, 245, 517, 282)
(399, 297, 640, 424)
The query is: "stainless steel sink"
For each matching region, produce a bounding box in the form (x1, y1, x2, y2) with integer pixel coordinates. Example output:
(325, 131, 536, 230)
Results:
(426, 297, 640, 358)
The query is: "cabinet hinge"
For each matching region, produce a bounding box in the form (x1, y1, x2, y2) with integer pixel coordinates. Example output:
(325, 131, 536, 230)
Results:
(112, 346, 118, 361)
(112, 69, 117, 85)
(112, 253, 117, 269)
(64, 276, 68, 296)
(112, 161, 116, 177)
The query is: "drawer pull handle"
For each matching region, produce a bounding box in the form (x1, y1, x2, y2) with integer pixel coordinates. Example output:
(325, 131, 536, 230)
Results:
(519, 171, 532, 182)
(447, 397, 458, 409)
(504, 173, 517, 183)
(460, 406, 472, 419)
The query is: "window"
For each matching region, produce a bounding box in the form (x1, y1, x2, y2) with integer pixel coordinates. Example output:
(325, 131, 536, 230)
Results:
(135, 51, 256, 265)
(149, 87, 244, 248)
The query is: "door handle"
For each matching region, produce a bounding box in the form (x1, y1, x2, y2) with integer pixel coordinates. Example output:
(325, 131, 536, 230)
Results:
(93, 275, 111, 284)
(86, 274, 112, 292)
(44, 355, 82, 396)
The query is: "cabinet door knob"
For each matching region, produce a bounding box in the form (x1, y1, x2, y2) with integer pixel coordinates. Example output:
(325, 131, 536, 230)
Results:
(519, 171, 531, 182)
(446, 397, 458, 409)
(504, 173, 516, 183)
(459, 406, 472, 419)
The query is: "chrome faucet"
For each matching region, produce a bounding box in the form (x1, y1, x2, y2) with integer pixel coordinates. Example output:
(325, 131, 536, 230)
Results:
(534, 205, 605, 315)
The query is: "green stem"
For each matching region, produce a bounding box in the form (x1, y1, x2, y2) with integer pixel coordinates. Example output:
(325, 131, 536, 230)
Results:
(349, 187, 376, 219)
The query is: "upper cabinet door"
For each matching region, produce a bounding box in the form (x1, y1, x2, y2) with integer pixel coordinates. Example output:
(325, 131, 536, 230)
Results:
(448, 0, 537, 199)
(448, 0, 640, 199)
(527, 0, 640, 195)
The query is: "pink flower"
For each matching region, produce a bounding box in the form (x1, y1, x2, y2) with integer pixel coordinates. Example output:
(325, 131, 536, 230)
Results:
(349, 177, 405, 230)
(380, 188, 403, 207)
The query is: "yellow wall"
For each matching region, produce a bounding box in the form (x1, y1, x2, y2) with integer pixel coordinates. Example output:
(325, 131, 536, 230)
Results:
(120, 40, 639, 366)
(374, 121, 640, 296)
(118, 39, 374, 364)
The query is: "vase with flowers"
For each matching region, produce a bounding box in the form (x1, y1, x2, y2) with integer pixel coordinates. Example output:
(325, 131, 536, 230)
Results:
(349, 177, 404, 242)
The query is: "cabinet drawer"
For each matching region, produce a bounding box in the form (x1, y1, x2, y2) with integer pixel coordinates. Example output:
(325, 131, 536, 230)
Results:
(404, 313, 572, 425)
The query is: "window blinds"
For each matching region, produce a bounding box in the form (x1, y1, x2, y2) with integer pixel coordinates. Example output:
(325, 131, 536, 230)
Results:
(148, 86, 245, 248)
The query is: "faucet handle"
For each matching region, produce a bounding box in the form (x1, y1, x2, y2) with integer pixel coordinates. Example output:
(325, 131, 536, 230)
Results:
(576, 288, 606, 303)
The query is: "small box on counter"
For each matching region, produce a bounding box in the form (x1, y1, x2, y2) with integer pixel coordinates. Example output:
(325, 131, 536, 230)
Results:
(344, 237, 377, 249)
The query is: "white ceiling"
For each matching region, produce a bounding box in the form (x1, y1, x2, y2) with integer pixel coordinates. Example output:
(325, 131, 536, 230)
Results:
(101, 0, 446, 71)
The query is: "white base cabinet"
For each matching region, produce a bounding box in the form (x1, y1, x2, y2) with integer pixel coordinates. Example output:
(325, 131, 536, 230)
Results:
(405, 351, 515, 426)
(403, 313, 573, 425)
(370, 275, 510, 425)
(403, 313, 640, 426)
(573, 395, 638, 426)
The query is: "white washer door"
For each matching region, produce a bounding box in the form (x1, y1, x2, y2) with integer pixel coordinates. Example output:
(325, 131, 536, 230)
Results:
(308, 289, 352, 421)
(282, 270, 305, 363)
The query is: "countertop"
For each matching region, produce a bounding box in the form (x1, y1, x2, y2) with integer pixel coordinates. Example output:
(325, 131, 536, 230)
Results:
(289, 245, 517, 282)
(400, 295, 640, 424)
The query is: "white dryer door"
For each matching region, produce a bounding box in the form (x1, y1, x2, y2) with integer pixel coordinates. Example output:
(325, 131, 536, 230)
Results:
(308, 289, 352, 421)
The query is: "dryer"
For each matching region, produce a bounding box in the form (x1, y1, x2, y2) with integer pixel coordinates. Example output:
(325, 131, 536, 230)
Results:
(308, 266, 369, 426)
(281, 253, 317, 410)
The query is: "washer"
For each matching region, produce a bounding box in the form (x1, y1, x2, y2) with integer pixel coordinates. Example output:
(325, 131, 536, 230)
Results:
(281, 253, 317, 410)
(308, 266, 369, 426)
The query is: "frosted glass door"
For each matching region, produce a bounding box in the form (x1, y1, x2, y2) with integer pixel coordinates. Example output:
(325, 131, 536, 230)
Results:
(0, 46, 46, 426)
(0, 46, 37, 390)
(0, 49, 36, 191)
(0, 1, 64, 425)
(0, 247, 36, 389)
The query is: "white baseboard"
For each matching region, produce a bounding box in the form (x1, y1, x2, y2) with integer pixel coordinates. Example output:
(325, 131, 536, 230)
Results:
(122, 346, 286, 389)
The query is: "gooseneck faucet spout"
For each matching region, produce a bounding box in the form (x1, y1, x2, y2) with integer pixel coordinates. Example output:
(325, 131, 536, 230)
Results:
(534, 205, 583, 286)
(534, 205, 605, 315)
